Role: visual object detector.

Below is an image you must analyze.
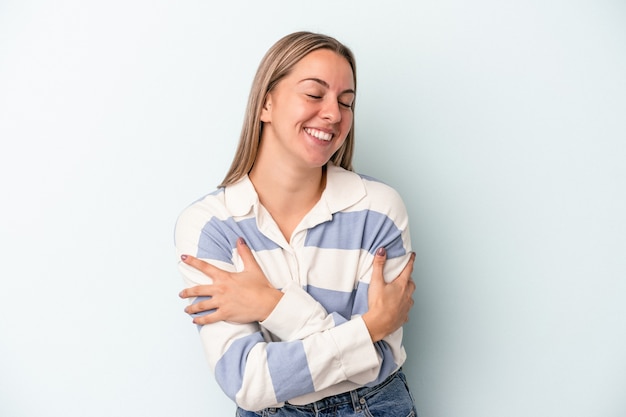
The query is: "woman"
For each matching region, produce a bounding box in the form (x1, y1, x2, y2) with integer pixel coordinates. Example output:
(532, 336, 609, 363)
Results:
(176, 31, 417, 416)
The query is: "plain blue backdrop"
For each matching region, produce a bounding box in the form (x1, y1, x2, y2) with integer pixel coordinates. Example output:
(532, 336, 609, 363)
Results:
(1, 1, 625, 416)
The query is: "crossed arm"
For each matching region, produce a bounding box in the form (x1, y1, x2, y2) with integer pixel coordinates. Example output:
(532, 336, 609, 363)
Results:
(179, 237, 416, 343)
(177, 234, 415, 409)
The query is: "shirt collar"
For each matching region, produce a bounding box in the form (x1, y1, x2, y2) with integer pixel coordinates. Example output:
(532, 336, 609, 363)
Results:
(322, 163, 367, 213)
(222, 162, 367, 217)
(223, 175, 259, 217)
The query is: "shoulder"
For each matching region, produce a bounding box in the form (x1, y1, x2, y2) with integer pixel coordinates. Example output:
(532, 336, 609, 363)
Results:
(177, 188, 225, 222)
(174, 188, 227, 240)
(357, 173, 404, 203)
(328, 164, 402, 198)
(345, 167, 407, 213)
(176, 175, 258, 226)
(358, 173, 409, 227)
(326, 164, 408, 222)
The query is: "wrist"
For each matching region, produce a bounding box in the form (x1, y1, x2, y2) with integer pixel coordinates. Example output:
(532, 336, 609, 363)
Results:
(259, 288, 283, 321)
(361, 312, 385, 343)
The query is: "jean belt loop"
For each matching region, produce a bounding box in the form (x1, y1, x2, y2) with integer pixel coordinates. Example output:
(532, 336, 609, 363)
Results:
(350, 389, 361, 412)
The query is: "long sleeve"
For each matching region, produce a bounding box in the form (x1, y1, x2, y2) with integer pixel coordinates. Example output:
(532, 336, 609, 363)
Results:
(175, 245, 382, 410)
(174, 168, 413, 410)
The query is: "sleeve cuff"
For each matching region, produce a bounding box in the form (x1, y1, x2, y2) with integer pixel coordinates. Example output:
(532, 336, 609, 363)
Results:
(328, 317, 380, 377)
(260, 281, 333, 341)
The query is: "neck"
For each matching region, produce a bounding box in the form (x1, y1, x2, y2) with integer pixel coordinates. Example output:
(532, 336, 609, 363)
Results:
(248, 147, 327, 241)
(249, 159, 326, 210)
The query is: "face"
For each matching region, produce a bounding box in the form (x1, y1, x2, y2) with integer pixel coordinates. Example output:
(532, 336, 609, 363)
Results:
(259, 49, 355, 169)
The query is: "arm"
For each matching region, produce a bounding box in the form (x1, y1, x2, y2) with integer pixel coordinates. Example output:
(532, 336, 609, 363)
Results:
(175, 183, 415, 409)
(175, 207, 383, 410)
(362, 247, 415, 342)
(180, 237, 343, 342)
(177, 256, 383, 410)
(180, 238, 414, 343)
(179, 237, 283, 325)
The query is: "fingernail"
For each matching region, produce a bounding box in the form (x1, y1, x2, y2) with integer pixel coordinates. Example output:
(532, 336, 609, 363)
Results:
(178, 290, 184, 298)
(238, 237, 247, 246)
(180, 254, 188, 261)
(376, 247, 386, 256)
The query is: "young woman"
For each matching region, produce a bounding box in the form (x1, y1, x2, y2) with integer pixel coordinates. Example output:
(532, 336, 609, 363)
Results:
(176, 31, 418, 416)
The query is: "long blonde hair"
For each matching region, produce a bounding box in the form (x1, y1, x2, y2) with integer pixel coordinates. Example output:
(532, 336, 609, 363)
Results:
(219, 31, 357, 187)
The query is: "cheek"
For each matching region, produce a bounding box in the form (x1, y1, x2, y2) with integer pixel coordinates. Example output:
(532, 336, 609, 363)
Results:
(336, 125, 351, 148)
(341, 113, 353, 134)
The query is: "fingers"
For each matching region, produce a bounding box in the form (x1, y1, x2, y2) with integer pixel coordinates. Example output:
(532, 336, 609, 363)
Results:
(179, 284, 215, 299)
(181, 294, 223, 325)
(374, 246, 387, 264)
(180, 236, 258, 276)
(235, 237, 260, 272)
(180, 254, 228, 282)
(184, 295, 218, 315)
(396, 252, 416, 283)
(193, 313, 222, 326)
(370, 247, 387, 285)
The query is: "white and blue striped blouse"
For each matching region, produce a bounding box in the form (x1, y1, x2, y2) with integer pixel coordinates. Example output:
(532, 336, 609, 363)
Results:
(175, 162, 413, 411)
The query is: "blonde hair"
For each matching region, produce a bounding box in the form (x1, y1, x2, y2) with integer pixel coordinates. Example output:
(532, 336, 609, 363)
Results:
(219, 31, 357, 187)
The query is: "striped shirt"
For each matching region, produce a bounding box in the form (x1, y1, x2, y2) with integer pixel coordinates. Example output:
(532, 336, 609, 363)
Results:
(175, 163, 413, 411)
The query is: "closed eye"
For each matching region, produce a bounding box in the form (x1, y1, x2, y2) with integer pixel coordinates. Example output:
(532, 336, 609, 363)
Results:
(306, 93, 352, 109)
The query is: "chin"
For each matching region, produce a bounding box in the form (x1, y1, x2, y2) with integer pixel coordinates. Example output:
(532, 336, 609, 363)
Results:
(307, 157, 333, 168)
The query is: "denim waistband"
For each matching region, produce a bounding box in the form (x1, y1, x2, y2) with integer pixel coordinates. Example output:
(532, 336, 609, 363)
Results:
(284, 368, 403, 413)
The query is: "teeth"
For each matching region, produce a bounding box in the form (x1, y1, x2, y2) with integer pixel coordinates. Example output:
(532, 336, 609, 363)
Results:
(305, 128, 333, 141)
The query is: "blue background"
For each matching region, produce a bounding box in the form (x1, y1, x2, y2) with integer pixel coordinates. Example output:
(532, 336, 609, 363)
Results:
(1, 1, 625, 416)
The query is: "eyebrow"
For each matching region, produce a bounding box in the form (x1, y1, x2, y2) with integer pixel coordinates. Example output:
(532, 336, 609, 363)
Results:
(299, 78, 355, 95)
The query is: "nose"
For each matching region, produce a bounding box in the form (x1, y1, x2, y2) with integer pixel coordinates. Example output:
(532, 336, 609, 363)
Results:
(321, 97, 341, 123)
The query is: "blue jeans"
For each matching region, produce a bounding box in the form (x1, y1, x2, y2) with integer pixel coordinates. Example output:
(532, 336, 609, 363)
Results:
(235, 369, 417, 417)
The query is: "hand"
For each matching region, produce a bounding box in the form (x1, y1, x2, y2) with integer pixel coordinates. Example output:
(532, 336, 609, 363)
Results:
(179, 237, 283, 325)
(362, 248, 416, 342)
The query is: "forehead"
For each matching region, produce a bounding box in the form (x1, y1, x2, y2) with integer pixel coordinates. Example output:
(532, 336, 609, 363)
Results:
(289, 49, 355, 89)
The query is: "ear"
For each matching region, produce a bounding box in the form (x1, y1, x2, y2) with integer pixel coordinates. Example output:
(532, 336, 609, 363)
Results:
(260, 93, 272, 123)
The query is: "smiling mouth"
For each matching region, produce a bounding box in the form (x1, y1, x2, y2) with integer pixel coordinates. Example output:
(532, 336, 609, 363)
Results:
(304, 127, 333, 141)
